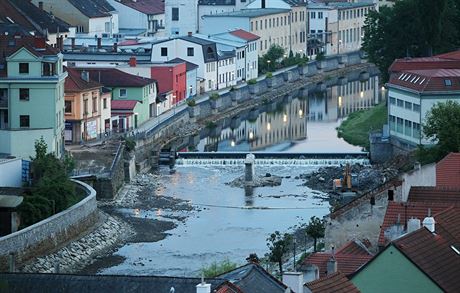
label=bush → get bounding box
[316,52,325,61]
[210,93,220,100]
[247,79,257,85]
[124,137,136,152]
[187,98,197,107]
[206,121,217,129]
[201,259,238,278]
[266,72,273,78]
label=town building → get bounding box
[30,0,119,37]
[198,29,260,82]
[106,0,165,37]
[64,67,112,144]
[63,51,151,68]
[166,58,199,98]
[79,68,157,129]
[307,1,375,57]
[197,0,250,32]
[0,0,73,47]
[201,6,307,57]
[151,35,219,92]
[165,0,199,37]
[0,35,67,159]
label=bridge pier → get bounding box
[245,153,256,184]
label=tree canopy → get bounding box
[305,216,325,252]
[266,231,292,275]
[362,0,460,81]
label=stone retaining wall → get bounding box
[0,180,97,271]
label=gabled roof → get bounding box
[75,68,155,88]
[305,272,361,293]
[68,0,115,18]
[393,225,460,293]
[436,153,460,188]
[378,201,457,247]
[117,0,164,15]
[388,57,460,74]
[229,29,260,42]
[65,67,102,92]
[388,68,460,93]
[111,100,138,110]
[435,50,460,61]
[335,240,372,256]
[203,8,291,18]
[199,0,236,5]
[166,58,199,72]
[408,186,460,203]
[6,0,70,34]
[217,263,288,293]
[301,253,372,278]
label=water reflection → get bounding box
[190,74,379,152]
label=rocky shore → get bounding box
[226,173,283,188]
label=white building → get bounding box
[307,1,375,57]
[199,29,260,81]
[198,0,250,32]
[165,0,199,37]
[107,0,165,36]
[151,35,219,92]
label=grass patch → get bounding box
[337,103,387,149]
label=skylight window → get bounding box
[419,78,426,84]
[410,75,417,83]
[444,79,452,86]
[399,73,405,80]
[451,245,460,255]
[414,76,420,83]
[404,74,412,81]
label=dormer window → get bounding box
[207,47,214,59]
[444,79,452,86]
[19,63,29,74]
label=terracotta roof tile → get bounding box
[111,100,137,110]
[408,187,460,203]
[75,68,155,88]
[388,69,460,93]
[305,272,361,293]
[336,241,372,256]
[394,221,460,293]
[436,50,460,61]
[118,0,164,15]
[388,57,460,73]
[229,29,260,41]
[436,153,460,188]
[65,67,102,92]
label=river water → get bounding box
[98,72,381,277]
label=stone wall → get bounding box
[0,180,97,271]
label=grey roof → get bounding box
[0,23,31,36]
[176,36,218,63]
[204,8,291,18]
[0,273,225,293]
[166,58,199,71]
[68,0,115,18]
[308,1,374,9]
[218,264,289,293]
[199,0,236,5]
[63,52,151,63]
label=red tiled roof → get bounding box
[215,281,244,293]
[302,247,372,278]
[408,186,460,203]
[305,272,361,293]
[394,224,460,293]
[388,68,460,93]
[111,100,137,110]
[436,50,460,61]
[336,241,371,256]
[65,67,102,92]
[388,57,460,73]
[76,68,155,88]
[436,153,460,188]
[378,201,456,247]
[229,29,260,41]
[118,0,164,15]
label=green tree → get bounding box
[201,259,238,278]
[305,216,325,252]
[259,45,285,73]
[417,101,460,163]
[266,231,292,274]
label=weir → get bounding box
[175,158,369,167]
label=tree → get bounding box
[305,216,325,252]
[266,231,292,275]
[417,101,460,163]
[201,259,238,278]
[259,45,285,74]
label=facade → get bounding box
[64,68,104,144]
[307,2,375,57]
[166,59,199,98]
[151,35,219,92]
[0,36,67,159]
[201,7,307,56]
[63,52,152,68]
[31,0,119,37]
[107,0,165,36]
[165,0,199,36]
[197,0,249,32]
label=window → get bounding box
[65,101,72,113]
[161,47,168,56]
[397,117,404,133]
[389,97,396,105]
[413,104,420,112]
[187,47,194,56]
[389,115,396,131]
[83,99,88,114]
[119,88,127,97]
[311,12,316,19]
[397,99,404,107]
[444,79,452,86]
[404,120,412,136]
[172,7,179,21]
[19,63,29,74]
[318,12,323,19]
[413,122,420,138]
[405,101,412,110]
[92,98,97,113]
[19,88,29,101]
[20,115,29,127]
[105,22,110,33]
[103,98,107,109]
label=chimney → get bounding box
[71,37,76,49]
[262,0,266,9]
[196,279,211,293]
[113,42,118,52]
[81,71,89,82]
[97,37,102,49]
[407,218,421,234]
[326,257,337,275]
[58,36,64,52]
[129,56,137,67]
[34,37,46,50]
[38,1,44,10]
[282,272,304,293]
[188,31,193,37]
[422,209,435,233]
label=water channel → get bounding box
[98,72,381,277]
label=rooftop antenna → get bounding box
[201,273,205,285]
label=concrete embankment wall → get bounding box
[0,180,97,271]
